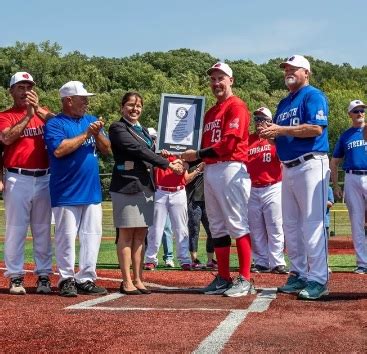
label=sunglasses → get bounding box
[351,109,365,114]
[254,116,271,123]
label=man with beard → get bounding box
[260,55,330,300]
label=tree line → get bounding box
[1,41,366,180]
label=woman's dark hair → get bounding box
[121,92,144,107]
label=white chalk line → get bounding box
[0,268,277,352]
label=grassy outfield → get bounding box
[0,237,357,272]
[0,202,357,272]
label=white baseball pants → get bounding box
[204,162,251,239]
[344,173,367,268]
[282,154,330,284]
[248,182,286,268]
[53,204,102,284]
[4,171,52,278]
[145,189,191,265]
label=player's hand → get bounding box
[196,162,205,172]
[259,123,280,140]
[333,185,343,200]
[0,180,4,193]
[161,149,171,158]
[88,121,103,137]
[181,149,197,162]
[25,90,39,118]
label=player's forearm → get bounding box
[278,124,323,138]
[95,133,111,156]
[329,158,340,186]
[2,114,33,145]
[54,133,89,158]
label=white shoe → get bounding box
[10,277,26,295]
[165,260,175,268]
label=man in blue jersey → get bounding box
[44,81,111,297]
[260,55,330,300]
[331,99,367,274]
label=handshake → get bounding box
[161,149,186,175]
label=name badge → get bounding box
[125,161,134,170]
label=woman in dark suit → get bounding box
[109,92,183,295]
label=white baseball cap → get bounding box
[59,81,95,98]
[147,127,157,138]
[10,72,35,87]
[279,55,311,72]
[348,99,367,113]
[254,107,272,119]
[207,62,233,77]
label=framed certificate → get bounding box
[156,93,205,153]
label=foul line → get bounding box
[64,286,277,354]
[193,288,277,354]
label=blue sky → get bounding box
[1,1,365,67]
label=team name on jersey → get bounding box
[21,125,44,138]
[276,108,298,123]
[248,144,271,155]
[203,119,221,133]
[347,139,367,150]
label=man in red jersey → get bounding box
[247,107,287,274]
[182,62,255,297]
[0,72,54,295]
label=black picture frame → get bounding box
[156,93,205,154]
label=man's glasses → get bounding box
[351,109,365,114]
[254,116,271,123]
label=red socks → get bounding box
[236,234,252,280]
[214,246,231,281]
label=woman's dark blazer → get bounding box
[109,118,169,194]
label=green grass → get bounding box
[0,237,357,272]
[0,201,357,272]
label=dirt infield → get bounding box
[0,264,366,353]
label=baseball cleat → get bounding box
[271,265,289,274]
[277,273,307,294]
[76,280,108,295]
[59,278,78,297]
[202,275,232,295]
[36,275,52,294]
[181,263,192,271]
[206,259,218,270]
[250,264,270,273]
[223,276,256,297]
[144,263,156,271]
[353,266,367,274]
[9,277,26,295]
[164,259,175,268]
[297,281,329,300]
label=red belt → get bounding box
[156,185,185,192]
[252,181,280,188]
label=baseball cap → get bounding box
[254,107,272,119]
[147,127,157,138]
[279,55,311,72]
[59,81,95,98]
[207,62,233,77]
[10,72,35,87]
[348,99,367,113]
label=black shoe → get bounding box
[76,280,108,295]
[36,275,52,294]
[59,278,77,297]
[271,265,289,274]
[250,264,270,273]
[119,282,142,295]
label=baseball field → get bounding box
[0,203,366,352]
